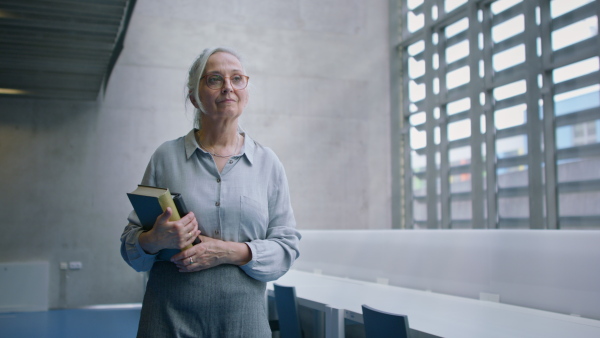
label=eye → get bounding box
[207,75,223,86]
[231,75,243,84]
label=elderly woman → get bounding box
[120,47,301,337]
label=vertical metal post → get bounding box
[539,0,558,229]
[524,0,546,229]
[423,1,439,228]
[481,2,498,228]
[390,0,404,229]
[468,0,485,228]
[438,24,451,229]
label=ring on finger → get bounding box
[189,257,193,265]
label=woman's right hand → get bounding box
[138,208,201,254]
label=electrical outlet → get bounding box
[376,277,389,285]
[69,261,83,270]
[479,292,500,303]
[60,262,68,270]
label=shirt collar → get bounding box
[184,129,255,164]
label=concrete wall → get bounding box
[0,0,391,308]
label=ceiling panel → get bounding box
[0,0,136,101]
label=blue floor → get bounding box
[0,306,141,338]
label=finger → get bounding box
[182,211,195,222]
[171,253,187,265]
[156,207,173,225]
[183,230,200,247]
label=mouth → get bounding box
[218,98,237,103]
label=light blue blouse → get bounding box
[120,129,301,282]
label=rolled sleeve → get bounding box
[241,226,301,282]
[240,159,301,282]
[120,211,158,272]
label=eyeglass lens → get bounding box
[206,75,248,89]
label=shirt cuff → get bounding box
[240,241,258,269]
[133,230,159,259]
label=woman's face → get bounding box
[197,52,249,121]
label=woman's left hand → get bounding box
[170,235,252,272]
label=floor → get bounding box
[0,305,141,338]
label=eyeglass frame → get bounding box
[199,74,250,90]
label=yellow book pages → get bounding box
[156,189,181,221]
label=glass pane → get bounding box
[492,14,524,43]
[493,80,527,101]
[446,66,470,89]
[558,156,600,183]
[497,135,528,158]
[551,0,595,19]
[410,126,427,149]
[409,80,426,102]
[493,44,525,72]
[409,112,426,125]
[552,16,598,51]
[445,0,468,13]
[413,199,427,221]
[408,11,425,33]
[413,176,426,196]
[497,165,529,188]
[554,84,600,116]
[495,104,527,130]
[446,40,469,64]
[411,150,426,173]
[448,119,471,141]
[407,0,424,10]
[557,120,600,149]
[407,40,425,55]
[447,97,471,115]
[409,57,426,79]
[450,172,471,193]
[445,17,468,38]
[553,57,599,84]
[559,191,600,216]
[491,0,522,15]
[451,199,471,220]
[449,145,471,166]
[498,195,530,218]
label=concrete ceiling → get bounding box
[0,0,136,101]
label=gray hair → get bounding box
[187,47,245,130]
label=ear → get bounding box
[189,91,199,109]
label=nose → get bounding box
[221,78,233,93]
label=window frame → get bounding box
[391,0,600,229]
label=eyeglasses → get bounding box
[200,74,249,90]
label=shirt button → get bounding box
[214,230,220,235]
[215,202,220,206]
[229,160,233,164]
[217,178,221,183]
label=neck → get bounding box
[197,116,239,147]
[195,127,241,158]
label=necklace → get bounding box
[197,133,241,158]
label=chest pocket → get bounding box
[239,195,268,242]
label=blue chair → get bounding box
[362,304,410,338]
[273,284,303,338]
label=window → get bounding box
[392,0,600,229]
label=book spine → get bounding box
[157,189,181,221]
[157,189,192,250]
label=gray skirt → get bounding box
[137,261,271,338]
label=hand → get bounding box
[170,235,252,273]
[139,208,201,254]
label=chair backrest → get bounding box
[274,284,302,338]
[362,304,410,338]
